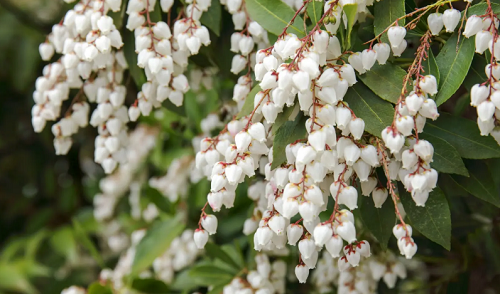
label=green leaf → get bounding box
[358,193,396,249]
[88,282,113,294]
[358,62,407,104]
[200,0,221,36]
[131,278,170,293]
[450,160,500,207]
[204,242,241,271]
[236,85,261,119]
[72,218,105,268]
[272,113,307,169]
[419,133,468,177]
[343,4,358,49]
[131,215,185,275]
[245,0,305,37]
[143,185,174,215]
[399,187,451,250]
[188,264,234,286]
[373,0,405,43]
[422,50,440,86]
[463,55,487,91]
[306,0,323,25]
[0,263,36,294]
[123,29,146,87]
[49,226,78,262]
[208,283,227,294]
[344,82,394,137]
[434,33,475,106]
[272,104,298,135]
[425,113,500,159]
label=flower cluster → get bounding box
[465,8,500,143]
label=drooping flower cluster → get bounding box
[464,8,500,143]
[34,0,127,174]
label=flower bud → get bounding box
[372,187,388,208]
[340,64,357,86]
[401,149,418,169]
[463,15,483,38]
[476,30,493,54]
[413,139,434,162]
[387,26,406,47]
[194,229,209,249]
[348,52,365,74]
[283,198,300,219]
[419,75,438,95]
[361,177,377,196]
[292,70,311,92]
[361,49,377,70]
[391,39,407,57]
[299,201,319,222]
[382,127,405,154]
[298,238,316,258]
[295,265,309,283]
[337,221,357,243]
[256,226,274,245]
[39,43,54,61]
[443,9,460,32]
[243,218,259,235]
[344,144,361,166]
[313,224,333,247]
[470,84,489,106]
[477,100,496,121]
[268,215,286,235]
[427,13,444,36]
[201,215,218,235]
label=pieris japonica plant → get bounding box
[30,0,500,292]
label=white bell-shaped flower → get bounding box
[287,224,303,245]
[443,9,461,33]
[201,214,218,235]
[194,229,209,249]
[463,15,483,38]
[387,26,406,47]
[427,13,444,36]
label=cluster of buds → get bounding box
[222,254,287,294]
[149,156,192,202]
[465,9,500,143]
[34,0,127,173]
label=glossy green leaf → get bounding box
[72,218,105,268]
[204,242,241,271]
[425,113,500,159]
[272,104,298,135]
[450,160,500,207]
[88,282,113,294]
[245,0,305,37]
[306,0,323,25]
[419,133,468,177]
[434,33,475,106]
[399,184,451,250]
[463,55,487,91]
[200,0,221,36]
[272,113,307,169]
[358,62,407,104]
[236,85,261,119]
[400,187,451,250]
[359,193,396,249]
[422,50,440,85]
[343,4,358,49]
[131,278,170,293]
[188,264,234,286]
[344,82,394,137]
[373,0,405,43]
[131,215,185,275]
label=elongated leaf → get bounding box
[344,82,394,137]
[131,215,185,275]
[272,113,307,169]
[72,219,105,268]
[450,160,500,207]
[434,33,475,106]
[143,185,174,215]
[343,4,358,49]
[373,0,405,43]
[272,104,297,135]
[467,2,500,16]
[204,242,241,271]
[358,62,407,103]
[200,0,221,36]
[419,133,468,177]
[49,227,78,262]
[188,264,234,286]
[236,85,261,119]
[422,50,440,85]
[425,113,500,159]
[359,194,396,249]
[463,55,487,91]
[245,0,305,37]
[306,0,323,25]
[400,187,451,250]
